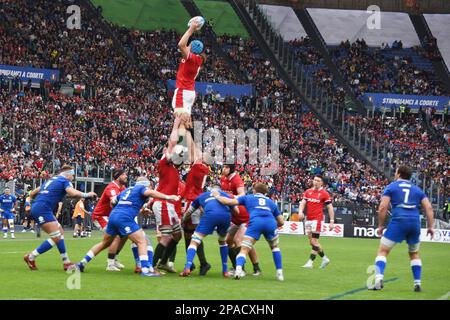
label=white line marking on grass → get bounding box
[0,251,21,254]
[437,292,450,300]
[0,237,104,242]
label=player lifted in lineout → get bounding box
[172,18,206,145]
[298,175,335,269]
[370,165,434,292]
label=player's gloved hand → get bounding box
[427,228,434,240]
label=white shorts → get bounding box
[305,219,322,234]
[172,88,196,115]
[227,222,247,235]
[152,200,180,227]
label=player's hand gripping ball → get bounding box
[188,16,205,31]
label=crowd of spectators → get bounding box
[331,38,447,97]
[0,0,448,207]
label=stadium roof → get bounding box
[256,0,450,14]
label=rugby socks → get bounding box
[236,253,246,272]
[229,247,239,269]
[2,227,7,237]
[147,243,154,267]
[375,256,387,280]
[185,245,197,270]
[253,262,261,273]
[80,250,95,266]
[152,243,166,267]
[272,248,282,270]
[410,259,422,285]
[219,244,229,273]
[160,239,178,265]
[107,253,116,267]
[131,243,140,267]
[56,236,69,263]
[29,239,56,260]
[197,242,207,266]
[139,255,150,274]
[169,245,177,263]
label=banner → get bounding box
[321,223,344,237]
[168,80,253,99]
[361,93,449,111]
[420,228,450,243]
[278,221,304,235]
[0,64,59,85]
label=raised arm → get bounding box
[178,22,199,58]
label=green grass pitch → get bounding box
[0,231,449,300]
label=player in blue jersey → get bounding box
[0,188,17,239]
[213,183,285,281]
[179,187,238,278]
[76,176,180,277]
[23,165,97,271]
[370,165,435,292]
[0,188,17,238]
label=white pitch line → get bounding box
[0,251,21,254]
[437,292,450,300]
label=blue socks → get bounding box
[219,244,229,273]
[37,238,56,255]
[236,253,246,269]
[411,259,422,285]
[139,255,150,273]
[375,256,387,282]
[185,245,197,270]
[56,236,69,262]
[272,248,282,270]
[131,243,140,266]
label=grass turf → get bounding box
[0,231,449,300]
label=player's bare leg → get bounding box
[24,221,73,271]
[76,232,115,272]
[106,236,127,271]
[180,231,217,277]
[302,231,329,269]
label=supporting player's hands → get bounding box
[87,191,97,199]
[211,190,220,198]
[166,195,180,202]
[190,20,201,32]
[427,228,434,240]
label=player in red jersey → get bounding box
[181,132,211,275]
[172,19,206,146]
[151,116,184,273]
[221,164,262,276]
[298,175,335,269]
[90,169,127,271]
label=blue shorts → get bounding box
[245,216,278,241]
[30,206,57,225]
[106,214,141,237]
[383,218,420,245]
[1,212,14,220]
[195,213,230,237]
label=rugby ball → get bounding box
[188,16,205,31]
